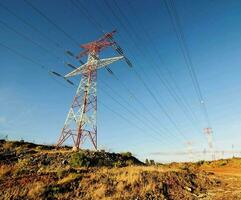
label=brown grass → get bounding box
[0,165,13,179]
[79,166,178,199]
[0,140,222,200]
[27,182,45,198]
[57,173,80,185]
[2,142,13,150]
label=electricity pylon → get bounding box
[186,141,194,161]
[204,127,214,160]
[56,31,123,150]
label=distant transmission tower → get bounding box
[204,127,215,160]
[54,31,125,150]
[186,141,194,161]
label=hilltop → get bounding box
[0,140,241,199]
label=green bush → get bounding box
[56,168,65,179]
[114,160,122,167]
[120,152,132,158]
[70,152,90,167]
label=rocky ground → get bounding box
[0,140,240,199]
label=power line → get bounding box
[99,100,168,147]
[109,69,182,140]
[133,66,187,140]
[100,87,177,147]
[104,0,187,140]
[0,19,62,62]
[115,0,200,134]
[100,79,171,135]
[125,0,202,134]
[71,0,105,33]
[0,42,69,88]
[0,42,46,70]
[23,0,80,47]
[163,0,212,128]
[0,2,64,50]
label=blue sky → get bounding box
[1,0,241,162]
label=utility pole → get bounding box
[55,31,123,150]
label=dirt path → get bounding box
[203,168,241,200]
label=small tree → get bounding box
[145,159,149,165]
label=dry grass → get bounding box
[0,140,221,200]
[57,173,80,185]
[0,161,215,200]
[12,159,29,176]
[38,149,72,154]
[92,185,108,200]
[0,165,12,179]
[27,182,45,198]
[2,141,13,150]
[80,166,176,199]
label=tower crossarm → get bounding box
[96,56,123,68]
[76,30,117,59]
[64,56,123,78]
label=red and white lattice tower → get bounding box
[56,31,123,150]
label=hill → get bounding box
[0,140,240,199]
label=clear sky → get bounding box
[1,0,241,162]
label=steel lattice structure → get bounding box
[56,31,123,150]
[204,127,215,160]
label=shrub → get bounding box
[70,152,90,167]
[120,152,132,158]
[196,160,205,166]
[114,160,122,167]
[56,168,65,179]
[149,160,155,165]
